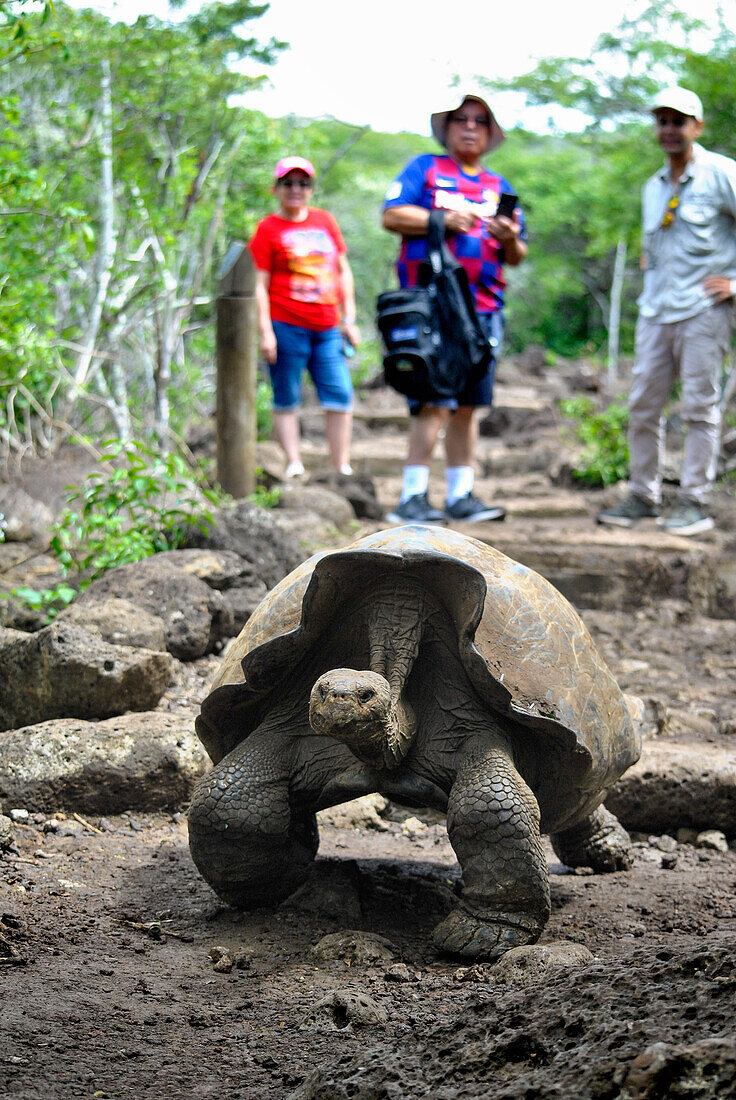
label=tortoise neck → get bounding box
[366,580,437,699]
[382,695,416,769]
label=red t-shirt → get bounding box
[249,208,347,330]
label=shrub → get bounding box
[256,380,273,440]
[9,440,227,619]
[559,397,629,486]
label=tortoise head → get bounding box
[309,668,415,770]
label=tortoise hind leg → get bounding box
[433,735,550,962]
[551,804,633,872]
[188,731,318,908]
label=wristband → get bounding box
[343,317,356,325]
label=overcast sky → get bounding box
[76,0,735,135]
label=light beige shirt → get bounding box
[639,142,736,323]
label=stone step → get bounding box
[351,383,550,430]
[299,436,557,480]
[606,737,736,837]
[260,421,735,621]
[459,520,733,618]
[355,505,732,617]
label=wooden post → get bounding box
[215,242,258,497]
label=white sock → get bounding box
[400,465,430,502]
[445,466,474,505]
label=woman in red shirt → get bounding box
[250,157,361,477]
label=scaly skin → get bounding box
[188,728,316,907]
[550,804,634,872]
[188,723,357,908]
[309,669,415,769]
[433,734,550,961]
[189,530,640,959]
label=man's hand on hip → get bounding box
[703,275,735,303]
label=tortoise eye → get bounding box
[358,688,375,704]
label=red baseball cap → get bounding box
[274,156,315,180]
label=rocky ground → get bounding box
[1,351,735,1098]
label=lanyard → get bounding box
[661,176,689,228]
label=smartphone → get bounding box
[495,192,518,219]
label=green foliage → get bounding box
[483,1,706,128]
[481,3,736,356]
[256,380,273,441]
[3,0,286,450]
[9,582,76,615]
[6,0,736,450]
[248,479,280,509]
[1,0,61,62]
[350,336,383,388]
[10,440,226,618]
[560,397,629,486]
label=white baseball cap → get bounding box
[651,87,703,121]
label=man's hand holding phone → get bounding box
[495,192,518,219]
[485,192,520,239]
[484,192,527,265]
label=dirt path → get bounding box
[2,807,735,1098]
[2,356,736,1097]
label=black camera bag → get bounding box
[377,210,491,402]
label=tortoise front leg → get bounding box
[188,728,321,908]
[433,735,551,961]
[551,804,633,872]
[188,727,360,908]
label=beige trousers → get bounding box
[628,303,731,505]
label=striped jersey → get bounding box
[383,153,525,313]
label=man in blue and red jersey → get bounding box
[383,92,527,524]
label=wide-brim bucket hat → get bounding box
[431,92,504,155]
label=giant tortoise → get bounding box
[188,525,640,960]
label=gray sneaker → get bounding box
[659,499,714,536]
[385,492,447,525]
[445,493,506,523]
[596,493,659,528]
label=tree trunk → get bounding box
[58,58,117,432]
[607,238,627,387]
[104,360,131,440]
[73,57,116,391]
[216,244,258,497]
[153,308,172,449]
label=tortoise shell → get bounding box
[196,526,639,823]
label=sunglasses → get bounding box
[654,113,689,128]
[278,177,313,188]
[450,113,491,128]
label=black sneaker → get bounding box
[658,499,714,536]
[596,493,658,528]
[385,492,447,525]
[445,493,506,523]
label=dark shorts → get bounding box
[270,321,353,411]
[407,310,503,415]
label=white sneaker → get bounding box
[339,464,353,476]
[284,460,305,479]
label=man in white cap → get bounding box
[598,87,736,535]
[382,92,527,525]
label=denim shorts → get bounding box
[270,321,353,412]
[407,311,503,415]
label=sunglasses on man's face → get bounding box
[450,114,491,128]
[279,177,312,188]
[654,113,689,128]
